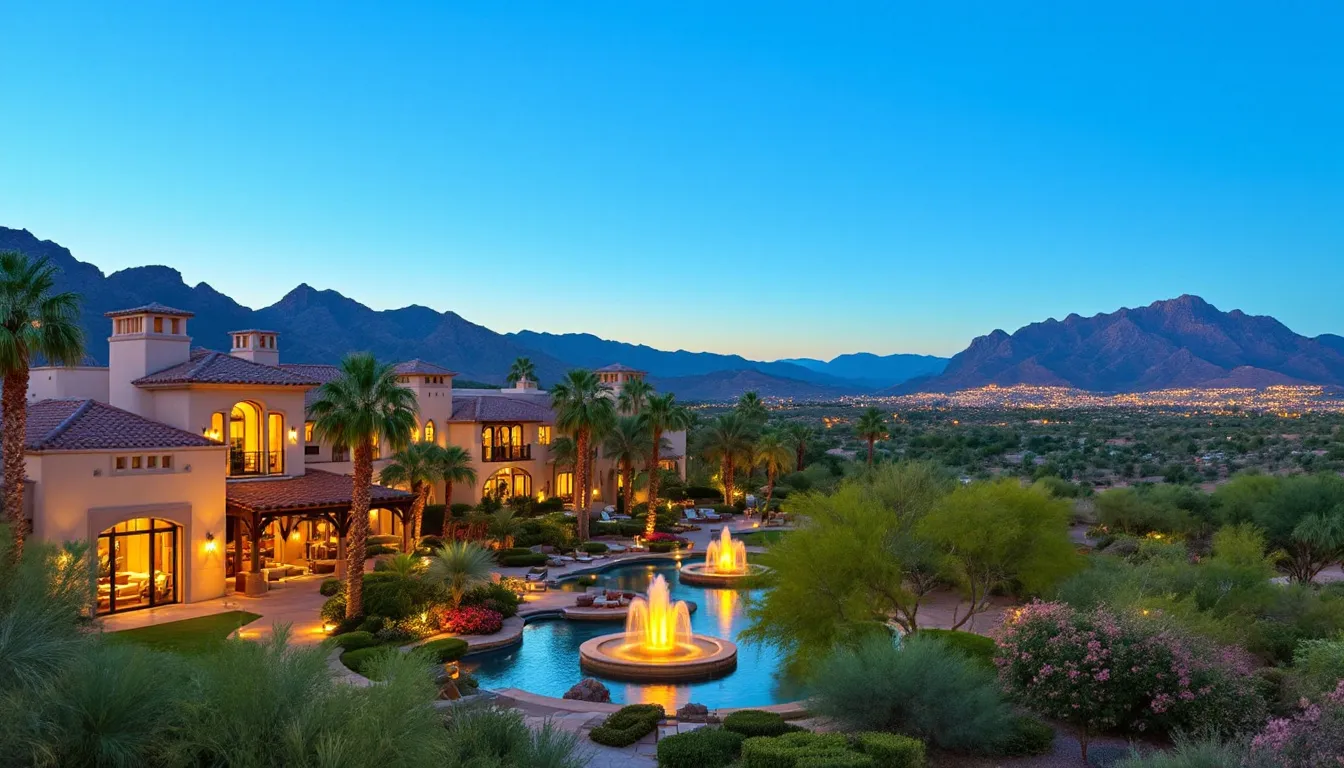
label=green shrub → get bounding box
[357,615,385,634]
[450,503,474,517]
[333,631,378,651]
[340,646,394,678]
[361,574,428,620]
[367,534,400,546]
[1290,637,1344,700]
[366,544,397,557]
[319,578,342,597]
[497,547,533,558]
[648,541,680,553]
[854,732,926,768]
[443,705,585,767]
[589,703,664,747]
[996,716,1054,757]
[417,637,469,663]
[320,594,347,624]
[919,629,997,670]
[656,727,745,768]
[499,553,548,567]
[724,709,798,738]
[740,732,865,768]
[809,635,1015,752]
[581,542,609,554]
[1112,732,1249,768]
[462,582,523,618]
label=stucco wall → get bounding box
[27,367,111,404]
[149,387,309,478]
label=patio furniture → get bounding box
[701,508,721,521]
[575,554,594,563]
[576,593,596,607]
[526,566,548,582]
[684,509,701,521]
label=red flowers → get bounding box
[437,605,503,635]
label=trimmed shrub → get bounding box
[340,646,392,678]
[740,732,863,768]
[366,544,397,557]
[656,727,745,768]
[449,503,473,517]
[361,574,427,620]
[919,629,996,670]
[319,578,342,597]
[648,541,681,553]
[996,716,1055,757]
[418,637,469,663]
[581,542,609,554]
[357,615,385,634]
[854,732,926,768]
[320,594,347,624]
[589,703,664,747]
[462,582,522,618]
[367,534,400,546]
[499,553,548,567]
[724,709,798,738]
[333,630,378,651]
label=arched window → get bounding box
[483,467,531,500]
[423,420,436,444]
[481,423,526,461]
[95,517,179,614]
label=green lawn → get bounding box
[105,610,262,655]
[738,529,790,547]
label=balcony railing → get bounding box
[482,444,531,463]
[229,450,281,477]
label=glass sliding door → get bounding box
[96,518,179,615]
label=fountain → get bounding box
[578,575,737,681]
[679,527,771,586]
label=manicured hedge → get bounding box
[319,578,342,596]
[919,629,997,670]
[656,727,745,768]
[648,541,683,553]
[340,646,393,677]
[581,542,609,554]
[333,630,378,651]
[417,637,469,663]
[367,534,400,546]
[854,732,925,768]
[589,703,664,747]
[740,732,862,768]
[366,544,397,557]
[724,709,799,738]
[499,553,548,567]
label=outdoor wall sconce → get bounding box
[288,426,298,444]
[204,532,217,553]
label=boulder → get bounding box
[562,678,611,703]
[676,702,711,722]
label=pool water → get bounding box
[462,560,805,710]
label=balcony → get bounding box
[229,449,281,477]
[482,444,531,463]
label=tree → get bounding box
[701,413,753,505]
[425,540,496,610]
[486,508,521,549]
[735,391,768,425]
[379,442,445,549]
[918,479,1081,630]
[639,393,692,535]
[617,377,654,416]
[0,252,85,557]
[438,445,477,536]
[310,353,419,618]
[1252,474,1344,583]
[602,416,649,520]
[855,407,889,466]
[783,422,811,472]
[753,431,793,516]
[551,369,616,540]
[506,357,536,386]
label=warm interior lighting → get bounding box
[290,530,301,542]
[203,532,218,553]
[288,427,298,444]
[705,527,747,575]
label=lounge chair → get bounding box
[700,508,721,521]
[526,566,548,582]
[575,554,594,563]
[684,509,701,522]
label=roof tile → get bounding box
[134,349,321,387]
[226,469,412,514]
[21,399,219,451]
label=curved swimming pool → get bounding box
[462,560,804,710]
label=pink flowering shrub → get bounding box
[435,605,504,635]
[996,601,1265,759]
[1246,680,1344,767]
[644,532,680,543]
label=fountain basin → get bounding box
[579,632,738,682]
[678,562,771,587]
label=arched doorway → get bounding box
[96,517,179,614]
[483,467,531,501]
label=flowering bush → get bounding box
[435,605,504,636]
[644,532,680,543]
[1246,680,1344,767]
[996,601,1265,759]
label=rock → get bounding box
[676,702,710,722]
[562,678,611,703]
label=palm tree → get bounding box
[783,422,811,472]
[486,508,521,549]
[374,551,424,579]
[603,416,649,518]
[639,393,692,536]
[702,413,754,506]
[439,445,477,537]
[855,407,889,466]
[425,540,495,610]
[379,442,445,550]
[506,357,536,386]
[753,431,793,516]
[550,370,615,540]
[310,353,419,618]
[617,377,654,416]
[0,252,84,557]
[735,390,768,425]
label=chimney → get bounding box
[106,303,194,415]
[229,330,280,367]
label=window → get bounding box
[147,456,158,469]
[556,471,574,499]
[153,317,163,333]
[170,318,180,334]
[116,457,126,470]
[483,467,531,500]
[304,421,314,442]
[267,413,284,473]
[537,426,552,445]
[423,420,435,443]
[131,456,142,469]
[161,455,172,469]
[96,517,179,615]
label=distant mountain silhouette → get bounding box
[896,295,1344,393]
[777,352,948,389]
[649,369,856,402]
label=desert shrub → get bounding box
[437,606,504,635]
[918,629,996,670]
[996,716,1055,757]
[1114,733,1249,768]
[656,727,745,768]
[739,732,862,768]
[320,594,348,624]
[358,615,385,634]
[1245,680,1344,767]
[589,703,664,747]
[724,709,799,738]
[362,574,430,620]
[1288,636,1344,700]
[368,534,400,546]
[418,637,469,663]
[581,542,609,554]
[810,635,1015,752]
[319,578,342,597]
[854,732,926,768]
[499,553,548,567]
[462,582,522,618]
[333,630,378,651]
[443,705,585,768]
[367,544,397,557]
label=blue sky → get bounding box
[1,2,1340,360]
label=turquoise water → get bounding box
[462,560,805,709]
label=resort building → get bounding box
[20,303,685,616]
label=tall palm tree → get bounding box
[702,413,754,506]
[753,431,793,516]
[735,390,768,425]
[639,393,692,536]
[506,357,536,386]
[0,252,85,557]
[425,540,495,610]
[439,445,477,537]
[602,416,649,518]
[551,369,615,540]
[855,407,889,467]
[617,377,654,416]
[310,353,419,618]
[379,442,445,550]
[784,422,811,472]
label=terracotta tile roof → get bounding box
[105,303,195,318]
[395,359,457,376]
[449,395,554,423]
[226,469,413,514]
[22,399,219,451]
[228,329,279,335]
[133,349,321,387]
[594,363,646,373]
[278,364,342,410]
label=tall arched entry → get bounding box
[483,467,531,501]
[96,517,180,614]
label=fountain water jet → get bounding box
[622,575,692,654]
[679,527,771,587]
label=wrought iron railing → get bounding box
[228,450,280,476]
[482,444,531,463]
